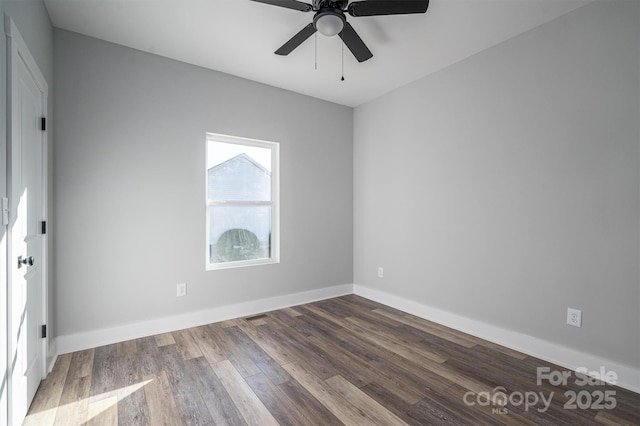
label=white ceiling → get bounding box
[44,0,593,107]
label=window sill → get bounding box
[206,258,279,271]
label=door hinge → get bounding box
[41,324,47,339]
[41,117,46,131]
[41,220,47,234]
[2,197,8,226]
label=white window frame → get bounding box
[205,133,280,270]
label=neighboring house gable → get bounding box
[207,153,271,201]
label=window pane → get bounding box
[208,205,271,263]
[207,142,271,202]
[206,133,279,270]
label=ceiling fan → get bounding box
[251,0,430,63]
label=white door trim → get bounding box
[5,15,49,424]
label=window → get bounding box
[206,133,279,270]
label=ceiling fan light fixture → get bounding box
[314,11,345,37]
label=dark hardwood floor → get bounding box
[24,295,640,425]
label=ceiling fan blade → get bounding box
[339,22,373,63]
[275,23,317,56]
[250,0,312,12]
[348,0,429,17]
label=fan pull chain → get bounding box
[315,33,318,70]
[341,32,345,81]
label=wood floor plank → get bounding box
[212,359,279,425]
[282,307,303,317]
[359,381,418,425]
[86,395,118,426]
[206,323,262,377]
[299,304,348,328]
[453,343,539,383]
[68,348,95,379]
[305,334,378,388]
[188,356,247,426]
[281,362,379,426]
[418,357,498,395]
[224,325,291,385]
[393,311,485,343]
[189,324,227,364]
[344,315,448,364]
[365,364,427,405]
[339,294,389,311]
[137,336,164,377]
[602,386,640,424]
[115,350,150,425]
[245,372,313,425]
[218,318,244,328]
[116,340,137,357]
[277,378,344,425]
[333,297,404,330]
[90,344,118,399]
[372,308,478,348]
[295,306,344,334]
[262,325,340,381]
[476,339,529,360]
[444,355,524,392]
[339,316,448,369]
[337,320,495,396]
[154,332,175,347]
[142,371,183,426]
[172,328,204,360]
[53,375,91,426]
[160,345,213,425]
[268,309,323,338]
[332,325,454,395]
[327,331,433,404]
[234,319,297,367]
[595,410,640,426]
[246,317,268,326]
[393,322,477,359]
[313,299,357,318]
[325,374,409,425]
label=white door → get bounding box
[6,17,48,425]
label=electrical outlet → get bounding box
[567,308,582,327]
[177,283,187,297]
[377,267,384,278]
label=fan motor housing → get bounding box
[313,0,348,10]
[313,8,346,34]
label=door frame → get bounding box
[5,15,49,424]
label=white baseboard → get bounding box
[354,284,640,394]
[56,283,354,355]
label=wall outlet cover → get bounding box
[567,308,582,327]
[177,283,187,297]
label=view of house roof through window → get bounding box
[206,134,279,270]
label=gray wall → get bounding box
[354,1,639,369]
[1,0,53,422]
[53,29,353,337]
